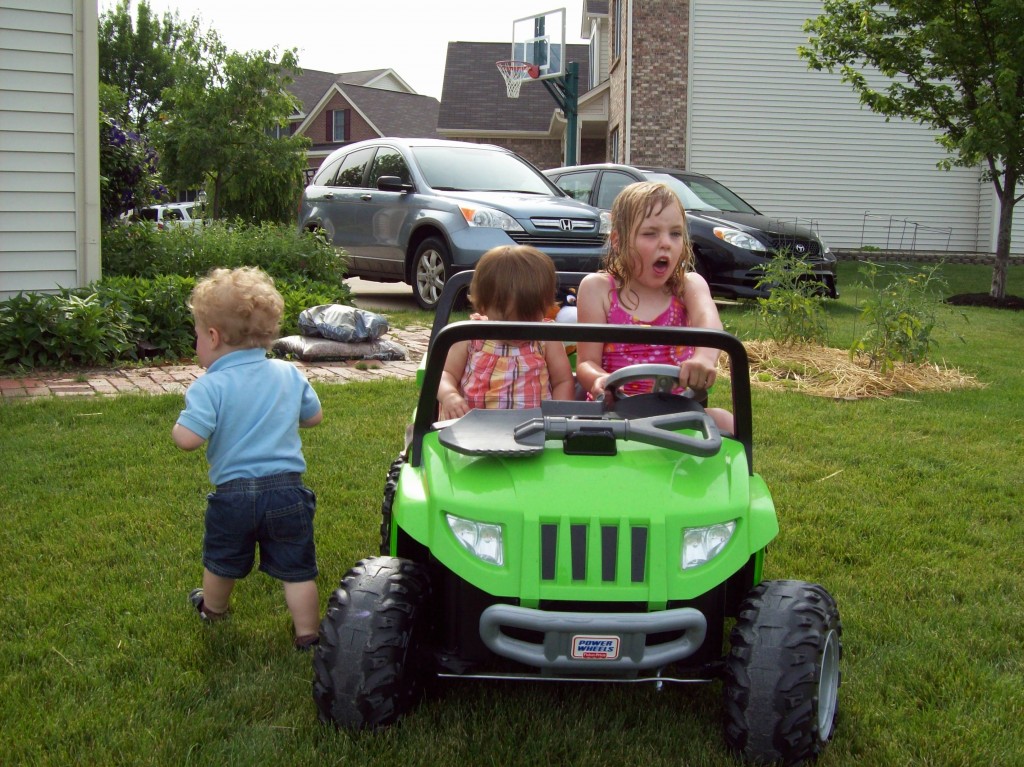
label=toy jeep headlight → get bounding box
[446,514,504,566]
[681,522,735,569]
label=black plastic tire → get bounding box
[379,456,404,555]
[411,237,451,310]
[723,580,842,765]
[312,556,431,729]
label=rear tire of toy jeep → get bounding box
[312,556,431,729]
[723,580,842,765]
[379,456,404,555]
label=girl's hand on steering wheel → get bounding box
[679,359,717,391]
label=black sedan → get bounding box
[543,163,838,299]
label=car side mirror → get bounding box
[377,176,414,193]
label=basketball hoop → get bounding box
[496,60,538,99]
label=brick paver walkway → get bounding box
[0,326,430,400]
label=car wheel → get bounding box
[412,237,451,310]
[313,556,432,730]
[723,580,842,765]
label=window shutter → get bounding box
[326,111,333,141]
[344,110,351,141]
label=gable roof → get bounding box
[295,81,441,149]
[288,68,416,118]
[437,42,591,134]
[339,84,442,138]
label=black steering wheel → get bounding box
[603,363,701,399]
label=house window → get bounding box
[613,0,622,60]
[610,126,620,163]
[266,123,293,139]
[589,28,600,89]
[329,109,349,143]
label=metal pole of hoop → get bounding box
[496,60,578,166]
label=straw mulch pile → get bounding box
[735,340,984,400]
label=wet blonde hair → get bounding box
[604,181,693,300]
[189,267,284,349]
[469,245,557,321]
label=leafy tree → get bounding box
[153,35,310,223]
[98,0,198,134]
[799,1,1024,300]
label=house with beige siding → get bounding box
[439,0,1021,255]
[0,0,99,299]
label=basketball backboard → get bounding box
[511,7,566,82]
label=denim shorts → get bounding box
[202,473,318,582]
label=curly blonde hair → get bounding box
[603,181,693,301]
[189,267,284,349]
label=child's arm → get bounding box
[300,410,323,428]
[575,273,612,398]
[171,423,206,451]
[437,340,471,420]
[543,341,576,401]
[679,272,724,390]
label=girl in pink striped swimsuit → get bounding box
[437,246,575,421]
[576,181,733,433]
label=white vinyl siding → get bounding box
[0,0,98,299]
[686,0,989,252]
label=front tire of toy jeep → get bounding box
[723,580,842,765]
[312,556,431,729]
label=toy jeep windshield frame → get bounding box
[411,271,754,470]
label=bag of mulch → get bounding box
[273,335,407,362]
[298,305,389,343]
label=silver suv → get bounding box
[298,138,609,309]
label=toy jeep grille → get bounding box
[540,522,648,584]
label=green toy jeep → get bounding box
[313,274,841,765]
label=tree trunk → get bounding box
[991,170,1018,301]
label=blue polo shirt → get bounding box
[176,348,322,486]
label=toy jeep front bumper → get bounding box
[479,603,707,675]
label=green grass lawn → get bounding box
[2,262,1022,765]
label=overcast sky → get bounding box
[98,1,588,100]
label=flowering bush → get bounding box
[99,114,167,222]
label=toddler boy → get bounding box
[172,267,323,649]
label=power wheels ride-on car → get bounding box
[313,274,842,765]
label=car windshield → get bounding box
[412,146,557,195]
[663,173,759,215]
[644,173,719,212]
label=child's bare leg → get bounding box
[708,407,734,436]
[202,568,235,614]
[283,580,320,638]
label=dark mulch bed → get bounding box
[947,293,1024,311]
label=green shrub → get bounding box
[753,250,830,345]
[0,290,136,370]
[99,275,197,358]
[852,262,951,371]
[101,219,349,289]
[0,274,351,372]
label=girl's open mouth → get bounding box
[652,256,672,276]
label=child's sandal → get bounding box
[294,634,319,651]
[188,588,228,622]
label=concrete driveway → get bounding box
[346,277,420,313]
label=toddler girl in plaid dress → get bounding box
[437,246,575,421]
